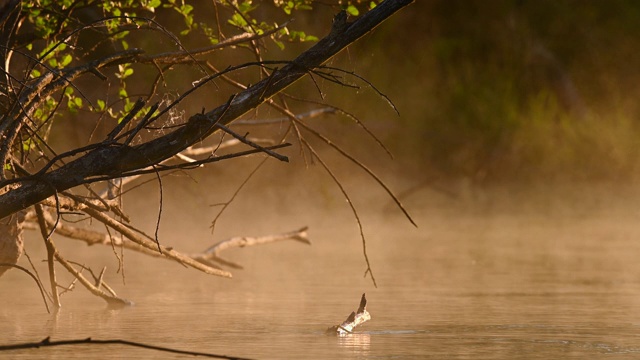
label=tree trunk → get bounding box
[0,188,24,276]
[0,0,414,219]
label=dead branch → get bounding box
[232,107,336,125]
[0,263,50,313]
[52,244,133,307]
[34,205,61,308]
[194,227,311,269]
[33,208,224,270]
[0,337,254,359]
[29,208,310,273]
[206,64,405,283]
[82,207,233,278]
[303,140,377,287]
[293,116,417,227]
[214,123,288,162]
[209,158,268,239]
[97,137,277,199]
[139,21,291,65]
[0,1,415,306]
[0,0,415,218]
[34,205,132,307]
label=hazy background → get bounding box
[9,0,640,323]
[4,1,640,358]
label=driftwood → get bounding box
[326,293,371,335]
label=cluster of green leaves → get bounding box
[337,0,382,17]
[24,1,220,124]
[21,1,364,130]
[273,0,312,15]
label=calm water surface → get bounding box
[3,186,640,359]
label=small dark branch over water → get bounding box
[0,337,255,360]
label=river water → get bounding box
[2,180,640,359]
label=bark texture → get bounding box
[0,0,414,219]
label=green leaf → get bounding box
[3,163,11,171]
[346,5,359,16]
[123,68,134,78]
[124,100,134,113]
[22,140,31,152]
[121,39,129,50]
[64,87,74,96]
[148,0,161,8]
[97,99,106,111]
[114,30,130,40]
[61,54,72,67]
[180,4,193,15]
[238,1,257,13]
[228,13,248,27]
[273,39,285,50]
[74,97,83,107]
[119,88,128,99]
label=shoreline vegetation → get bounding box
[341,1,640,183]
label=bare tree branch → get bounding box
[0,337,254,359]
[0,263,50,313]
[52,244,133,307]
[82,207,233,278]
[195,227,310,269]
[303,140,377,287]
[0,0,415,218]
[34,204,60,308]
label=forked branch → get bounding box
[0,0,415,218]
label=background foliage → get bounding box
[340,0,640,183]
[10,0,640,184]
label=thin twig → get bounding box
[210,158,268,237]
[232,107,336,125]
[101,144,291,180]
[198,226,310,269]
[316,65,400,115]
[34,204,61,308]
[22,249,51,303]
[152,165,163,253]
[303,140,377,287]
[0,337,254,359]
[214,123,288,162]
[82,207,233,278]
[51,242,132,307]
[0,263,50,314]
[295,119,417,227]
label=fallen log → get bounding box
[326,293,371,335]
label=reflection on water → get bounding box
[338,333,370,353]
[3,185,640,359]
